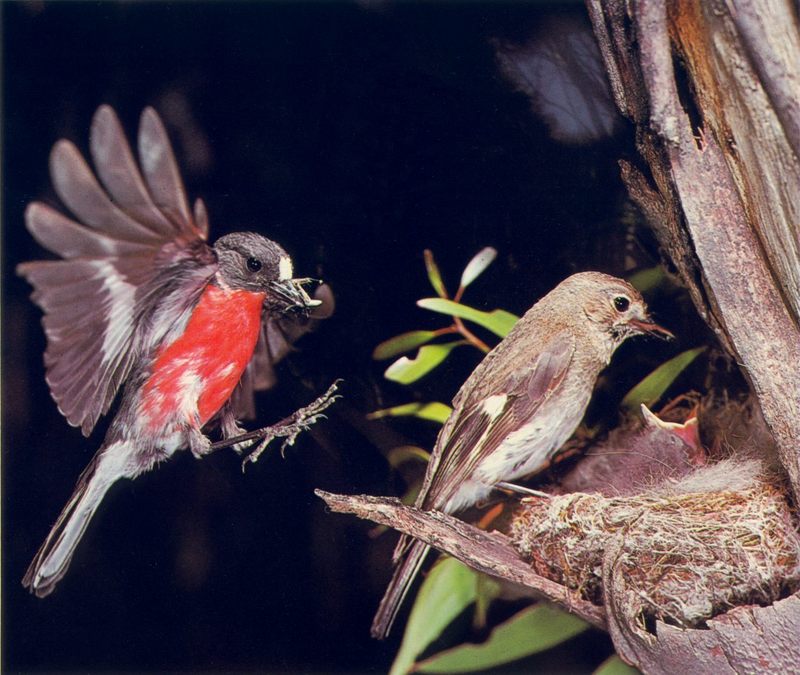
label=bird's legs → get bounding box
[209,380,342,470]
[219,411,251,454]
[188,417,213,458]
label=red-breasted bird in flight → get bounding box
[18,105,336,598]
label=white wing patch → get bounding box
[94,261,136,362]
[482,393,508,420]
[478,397,584,485]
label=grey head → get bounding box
[213,231,319,314]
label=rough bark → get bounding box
[324,3,800,672]
[586,0,800,501]
[583,0,800,671]
[603,537,800,675]
[315,490,607,629]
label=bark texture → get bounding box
[319,490,800,674]
[603,538,800,674]
[584,1,800,671]
[316,490,607,629]
[586,0,800,500]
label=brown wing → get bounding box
[17,105,212,436]
[419,334,575,510]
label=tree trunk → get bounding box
[583,0,800,670]
[586,0,800,499]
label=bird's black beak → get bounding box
[267,278,322,316]
[629,316,675,340]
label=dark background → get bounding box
[3,2,687,672]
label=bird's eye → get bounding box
[246,257,262,272]
[613,296,630,312]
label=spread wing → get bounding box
[17,105,213,436]
[419,333,575,510]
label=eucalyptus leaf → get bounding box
[473,574,501,631]
[459,247,497,290]
[390,558,478,675]
[369,402,453,425]
[384,342,467,384]
[417,298,519,338]
[415,604,589,673]
[424,249,448,298]
[385,445,432,469]
[621,347,706,412]
[373,331,438,360]
[593,655,641,675]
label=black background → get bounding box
[3,2,685,672]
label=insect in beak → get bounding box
[268,277,322,315]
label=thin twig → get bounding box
[453,317,492,353]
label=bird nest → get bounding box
[510,461,800,628]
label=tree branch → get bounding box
[315,490,607,630]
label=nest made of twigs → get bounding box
[510,460,800,628]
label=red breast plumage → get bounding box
[141,284,266,430]
[18,105,331,598]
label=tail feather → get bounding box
[371,539,431,639]
[22,441,129,597]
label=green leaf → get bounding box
[627,266,667,295]
[384,445,432,469]
[417,298,519,338]
[390,558,478,675]
[368,402,453,425]
[473,574,502,631]
[459,247,497,290]
[621,347,706,412]
[424,249,448,298]
[384,342,466,384]
[374,331,438,360]
[415,604,589,673]
[593,655,640,675]
[413,402,452,424]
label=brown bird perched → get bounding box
[372,271,673,638]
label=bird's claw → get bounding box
[239,380,341,471]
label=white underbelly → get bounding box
[443,396,585,512]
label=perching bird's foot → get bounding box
[240,380,342,470]
[206,380,341,469]
[221,418,253,455]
